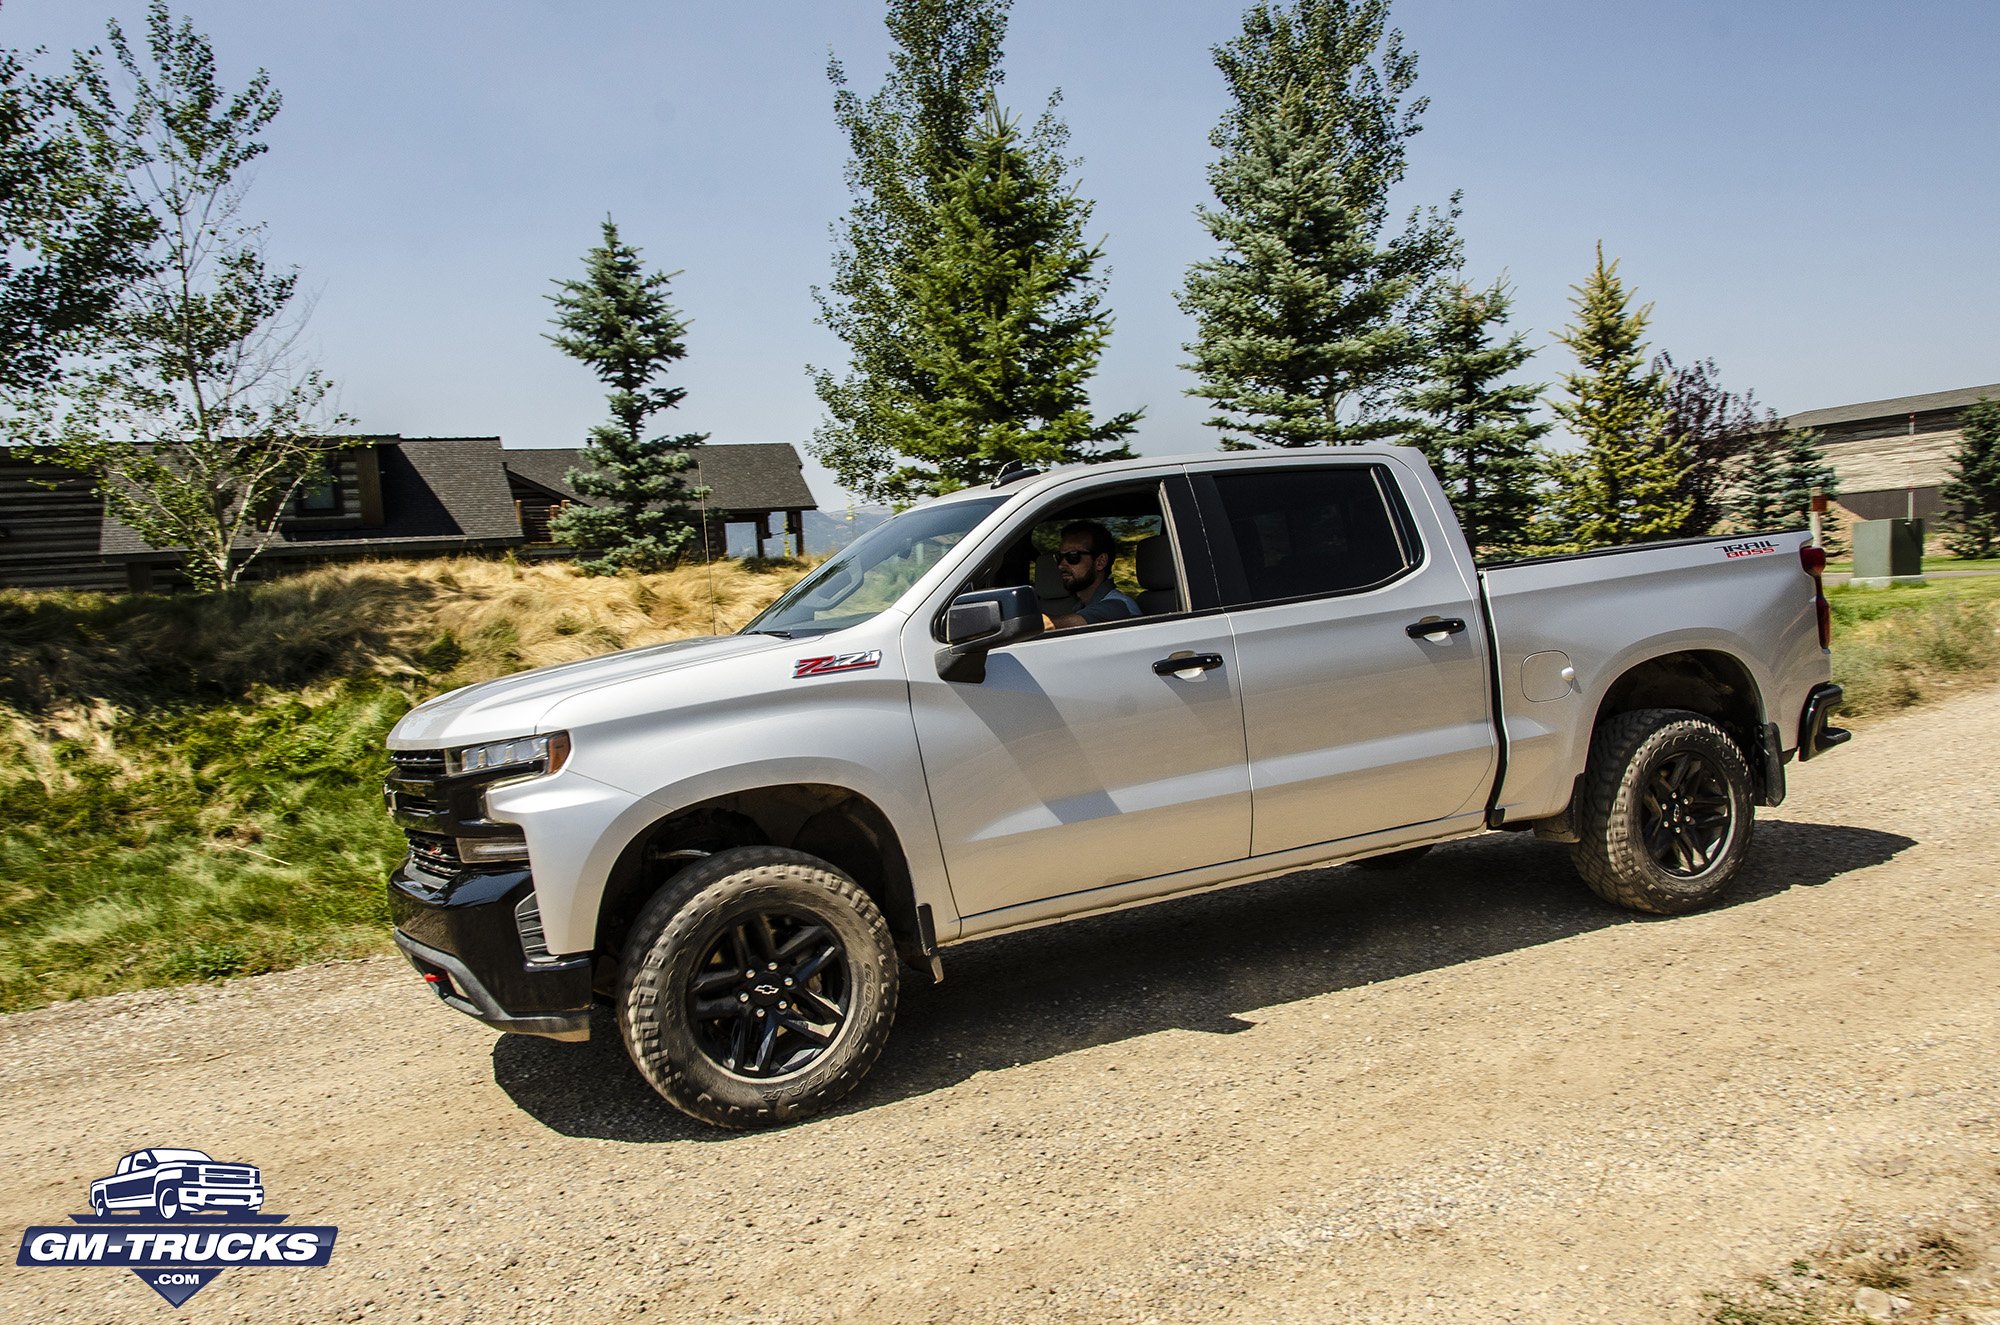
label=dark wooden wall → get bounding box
[0,454,121,590]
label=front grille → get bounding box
[387,748,450,823]
[406,832,461,876]
[203,1168,252,1185]
[391,749,448,778]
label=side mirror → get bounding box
[936,585,1041,682]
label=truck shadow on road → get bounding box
[492,819,1912,1142]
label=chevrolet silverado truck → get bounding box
[89,1149,265,1219]
[384,447,1849,1128]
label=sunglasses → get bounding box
[1056,550,1097,566]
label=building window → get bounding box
[295,479,342,515]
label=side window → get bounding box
[952,480,1200,630]
[1207,466,1416,606]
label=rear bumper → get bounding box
[1797,683,1852,761]
[388,865,591,1042]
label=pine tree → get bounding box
[877,106,1138,500]
[1726,424,1835,539]
[1179,0,1459,448]
[1726,423,1792,532]
[1547,245,1689,547]
[1399,278,1548,556]
[810,0,1016,503]
[1941,397,2000,558]
[544,218,706,574]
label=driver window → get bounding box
[970,483,1185,631]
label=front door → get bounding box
[903,477,1253,920]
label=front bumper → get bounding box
[180,1185,264,1211]
[388,865,592,1042]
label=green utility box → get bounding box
[1850,518,1926,587]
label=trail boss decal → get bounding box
[1721,538,1780,559]
[16,1148,336,1308]
[793,650,882,679]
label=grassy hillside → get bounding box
[0,557,809,1012]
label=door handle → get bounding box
[1152,652,1224,676]
[1405,617,1467,640]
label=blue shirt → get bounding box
[1077,584,1141,624]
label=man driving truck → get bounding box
[1044,520,1141,630]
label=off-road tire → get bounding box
[616,845,898,1129]
[1572,708,1754,915]
[1353,844,1434,871]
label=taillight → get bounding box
[1801,543,1831,648]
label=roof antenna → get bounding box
[695,454,719,635]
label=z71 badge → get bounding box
[793,650,882,679]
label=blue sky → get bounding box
[7,0,1997,510]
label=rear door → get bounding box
[1194,458,1496,856]
[903,474,1253,920]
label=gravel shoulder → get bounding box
[3,686,1997,1324]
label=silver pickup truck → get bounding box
[383,447,1848,1128]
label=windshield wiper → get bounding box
[748,628,793,638]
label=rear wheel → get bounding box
[616,846,899,1129]
[1571,708,1754,915]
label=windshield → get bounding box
[747,496,1006,637]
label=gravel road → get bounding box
[4,687,1997,1324]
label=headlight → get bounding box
[444,731,571,780]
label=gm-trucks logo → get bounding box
[14,1147,337,1307]
[1721,538,1780,558]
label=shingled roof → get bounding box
[101,436,524,558]
[504,443,817,512]
[1783,382,2000,431]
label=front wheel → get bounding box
[155,1185,183,1220]
[616,846,899,1129]
[1571,708,1754,915]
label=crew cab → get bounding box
[89,1149,264,1219]
[383,447,1849,1128]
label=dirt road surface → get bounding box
[4,687,1997,1324]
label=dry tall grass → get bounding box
[0,554,814,713]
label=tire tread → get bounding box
[1571,707,1754,915]
[615,845,898,1129]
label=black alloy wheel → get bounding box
[617,845,899,1129]
[687,910,851,1079]
[1571,707,1756,915]
[1638,750,1735,877]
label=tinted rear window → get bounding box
[1210,467,1413,604]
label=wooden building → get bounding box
[1782,382,2000,523]
[503,443,818,559]
[0,437,819,592]
[0,449,124,590]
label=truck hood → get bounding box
[389,633,790,748]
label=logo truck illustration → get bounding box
[87,1149,265,1220]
